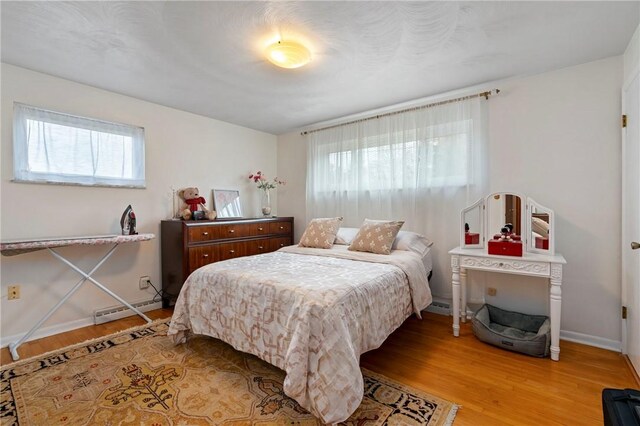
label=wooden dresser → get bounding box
[160,217,294,307]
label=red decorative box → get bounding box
[488,240,523,257]
[535,236,549,250]
[465,232,480,244]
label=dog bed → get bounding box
[471,304,550,357]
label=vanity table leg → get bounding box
[451,255,460,337]
[460,267,468,322]
[550,264,563,361]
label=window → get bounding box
[13,103,145,188]
[314,119,473,193]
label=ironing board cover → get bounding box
[0,233,155,256]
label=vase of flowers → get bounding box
[261,188,272,216]
[248,171,286,217]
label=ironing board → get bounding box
[1,233,155,360]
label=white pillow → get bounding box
[335,226,433,256]
[392,231,434,256]
[334,227,359,245]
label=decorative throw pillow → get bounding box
[298,217,343,249]
[348,219,405,255]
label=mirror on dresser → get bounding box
[460,198,484,248]
[459,192,555,255]
[527,198,555,255]
[487,192,524,240]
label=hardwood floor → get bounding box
[0,309,174,365]
[361,313,637,426]
[1,309,635,425]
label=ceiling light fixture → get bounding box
[265,40,311,69]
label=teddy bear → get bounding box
[177,187,217,220]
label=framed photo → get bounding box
[212,189,243,218]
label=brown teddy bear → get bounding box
[177,187,217,220]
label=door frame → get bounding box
[621,62,640,355]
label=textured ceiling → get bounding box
[1,1,638,135]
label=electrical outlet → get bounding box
[487,287,497,296]
[8,285,20,300]
[139,276,151,290]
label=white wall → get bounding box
[0,64,277,341]
[278,56,623,346]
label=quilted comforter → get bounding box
[168,245,432,423]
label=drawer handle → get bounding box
[258,246,264,250]
[202,231,209,236]
[258,227,263,231]
[279,226,284,230]
[229,229,235,233]
[499,262,504,267]
[229,249,235,254]
[280,243,285,247]
[202,254,209,258]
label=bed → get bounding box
[168,242,432,424]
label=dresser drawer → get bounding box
[217,241,258,261]
[459,256,550,277]
[269,221,291,235]
[217,223,259,239]
[248,239,271,255]
[188,245,218,271]
[188,225,219,243]
[270,237,293,251]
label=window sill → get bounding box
[10,178,146,189]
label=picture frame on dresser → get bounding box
[213,189,243,218]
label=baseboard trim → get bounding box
[1,316,95,348]
[623,355,640,387]
[560,330,621,352]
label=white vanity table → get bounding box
[450,192,566,361]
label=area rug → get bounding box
[0,320,458,425]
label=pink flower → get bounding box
[249,170,285,190]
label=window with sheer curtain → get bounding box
[306,97,488,296]
[13,103,145,188]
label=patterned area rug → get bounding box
[0,320,458,425]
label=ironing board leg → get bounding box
[8,244,150,361]
[48,246,153,324]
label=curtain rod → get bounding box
[300,89,500,136]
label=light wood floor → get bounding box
[2,309,637,425]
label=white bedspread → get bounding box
[168,245,432,424]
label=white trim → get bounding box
[560,330,621,353]
[1,300,161,348]
[1,316,95,348]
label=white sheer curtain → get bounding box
[13,103,145,187]
[306,97,488,296]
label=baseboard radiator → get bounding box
[425,299,451,315]
[93,299,162,325]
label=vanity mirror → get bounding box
[460,198,484,248]
[459,192,555,255]
[487,193,524,239]
[527,198,554,255]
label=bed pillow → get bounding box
[348,219,405,255]
[298,217,343,249]
[392,231,434,256]
[334,227,359,245]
